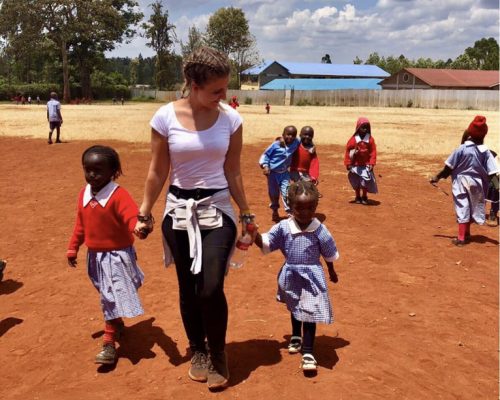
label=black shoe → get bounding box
[361,196,368,205]
[0,259,6,281]
[451,238,466,247]
[354,196,362,204]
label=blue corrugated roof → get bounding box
[242,61,389,78]
[241,61,273,75]
[260,78,383,90]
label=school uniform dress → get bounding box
[259,138,300,211]
[290,144,319,183]
[67,182,144,321]
[344,132,378,193]
[445,141,499,224]
[261,218,339,324]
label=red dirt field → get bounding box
[0,137,498,400]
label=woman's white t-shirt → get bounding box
[150,102,243,189]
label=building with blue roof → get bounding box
[241,61,389,89]
[260,78,383,91]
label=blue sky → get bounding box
[107,0,499,64]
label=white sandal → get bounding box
[301,354,317,371]
[287,336,302,354]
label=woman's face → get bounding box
[192,75,229,109]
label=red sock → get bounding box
[362,188,368,197]
[355,189,361,198]
[457,223,468,241]
[103,322,117,345]
[466,222,471,237]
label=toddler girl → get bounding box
[67,145,145,364]
[344,117,378,204]
[254,180,339,372]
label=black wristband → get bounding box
[137,214,154,223]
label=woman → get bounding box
[134,47,253,390]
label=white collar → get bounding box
[464,140,488,153]
[355,133,370,143]
[288,217,321,234]
[83,181,119,207]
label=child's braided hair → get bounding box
[82,145,123,180]
[287,180,321,208]
[181,46,231,98]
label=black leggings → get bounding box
[162,213,236,354]
[291,314,317,355]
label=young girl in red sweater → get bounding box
[290,126,319,185]
[67,145,145,365]
[344,117,378,204]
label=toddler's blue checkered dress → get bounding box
[87,246,144,321]
[263,219,339,324]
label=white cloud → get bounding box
[109,0,498,65]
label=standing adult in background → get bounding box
[47,92,63,144]
[134,46,254,391]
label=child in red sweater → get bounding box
[290,126,319,185]
[67,145,145,365]
[344,117,378,205]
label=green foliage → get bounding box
[295,99,313,106]
[464,37,499,70]
[321,54,332,64]
[142,1,177,90]
[180,26,204,58]
[0,83,59,101]
[205,7,259,88]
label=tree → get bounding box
[69,1,143,98]
[142,0,177,89]
[180,26,203,58]
[321,54,332,64]
[205,7,259,88]
[353,56,363,65]
[450,53,478,70]
[0,0,142,102]
[464,37,499,70]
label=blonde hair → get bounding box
[181,46,231,97]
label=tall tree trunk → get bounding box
[61,40,71,103]
[80,65,92,99]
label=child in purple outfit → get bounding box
[254,180,339,373]
[430,116,499,246]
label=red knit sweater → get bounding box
[344,135,377,167]
[290,144,320,181]
[67,186,138,257]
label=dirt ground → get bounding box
[0,137,498,400]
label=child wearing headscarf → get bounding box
[344,117,378,205]
[430,116,499,246]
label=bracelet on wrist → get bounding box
[137,214,155,224]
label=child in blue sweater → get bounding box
[259,126,300,221]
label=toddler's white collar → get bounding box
[288,217,321,234]
[83,181,119,207]
[355,132,370,143]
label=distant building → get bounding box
[380,68,499,90]
[242,61,389,89]
[260,78,382,91]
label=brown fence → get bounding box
[131,88,499,111]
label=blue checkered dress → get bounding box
[264,220,339,324]
[87,246,144,321]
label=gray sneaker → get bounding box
[95,343,117,364]
[188,351,208,382]
[207,351,229,390]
